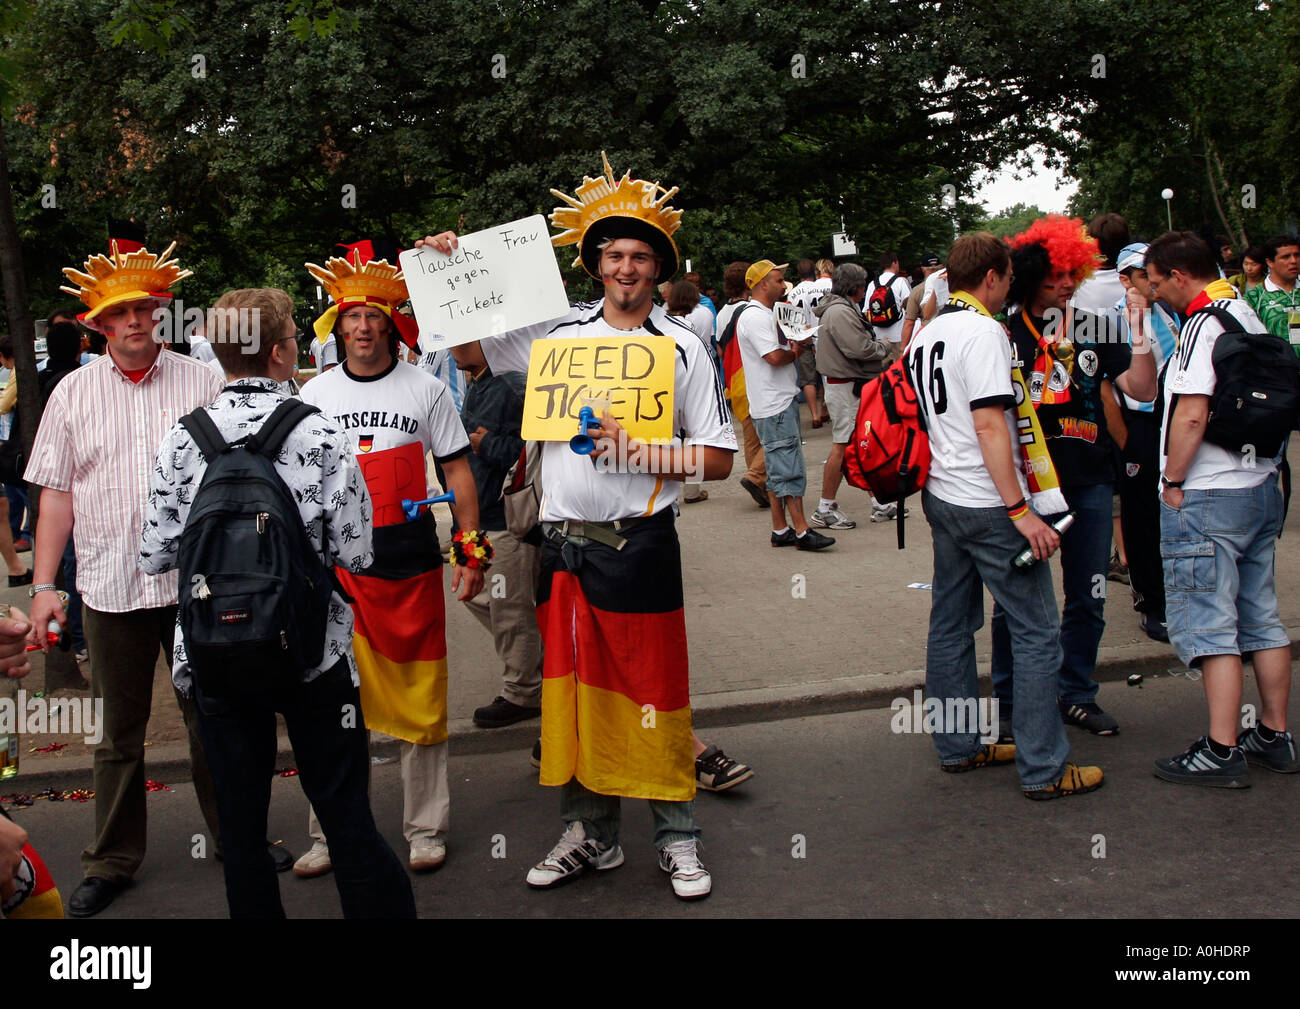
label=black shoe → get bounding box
[1060,701,1120,736]
[1138,613,1169,643]
[68,876,127,918]
[771,528,797,547]
[795,528,835,551]
[530,738,542,769]
[268,840,295,873]
[474,695,541,729]
[7,569,32,588]
[740,478,769,508]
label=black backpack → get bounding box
[1194,305,1300,459]
[177,396,336,695]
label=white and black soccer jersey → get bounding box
[300,359,470,526]
[310,333,339,371]
[787,277,832,316]
[482,300,737,522]
[908,306,1028,508]
[1161,297,1277,490]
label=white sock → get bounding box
[819,498,836,513]
[773,526,790,535]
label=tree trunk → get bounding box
[0,118,43,532]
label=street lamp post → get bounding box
[1161,188,1174,231]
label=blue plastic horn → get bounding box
[569,405,601,455]
[401,489,456,522]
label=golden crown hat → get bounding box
[59,240,191,320]
[550,152,683,283]
[305,248,418,349]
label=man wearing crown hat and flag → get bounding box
[990,216,1155,740]
[23,240,235,916]
[295,243,483,877]
[419,154,737,900]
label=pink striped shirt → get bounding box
[25,350,224,613]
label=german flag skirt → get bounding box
[336,511,449,746]
[536,510,695,801]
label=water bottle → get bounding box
[1011,512,1075,571]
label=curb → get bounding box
[5,637,1262,790]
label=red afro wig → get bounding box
[1009,215,1100,281]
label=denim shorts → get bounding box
[1159,476,1289,668]
[751,399,806,499]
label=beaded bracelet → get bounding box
[449,530,494,571]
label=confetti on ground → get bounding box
[1,787,94,807]
[274,767,299,777]
[29,742,68,754]
[144,780,172,792]
[907,583,932,590]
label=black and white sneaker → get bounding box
[695,745,754,791]
[659,839,712,900]
[1060,701,1119,736]
[1154,737,1250,788]
[1237,726,1300,773]
[526,822,624,888]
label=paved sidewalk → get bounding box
[7,418,1300,784]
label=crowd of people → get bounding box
[2,161,1297,917]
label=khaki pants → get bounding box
[309,738,449,844]
[81,605,221,882]
[462,527,542,708]
[740,414,767,488]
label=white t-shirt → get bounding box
[787,278,832,315]
[300,358,470,526]
[921,269,949,327]
[735,301,798,420]
[685,303,715,350]
[873,272,912,344]
[310,333,339,371]
[1160,297,1277,491]
[188,334,219,365]
[1073,269,1125,316]
[909,306,1027,508]
[481,301,736,522]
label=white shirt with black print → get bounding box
[140,377,375,695]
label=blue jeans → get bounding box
[992,482,1113,709]
[922,490,1069,790]
[61,538,85,651]
[1160,477,1289,668]
[4,484,29,541]
[560,779,697,851]
[194,661,416,918]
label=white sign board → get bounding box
[399,215,570,349]
[775,302,816,343]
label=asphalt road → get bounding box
[10,670,1298,920]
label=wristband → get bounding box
[1162,477,1184,490]
[449,530,494,571]
[1003,497,1027,514]
[28,584,58,598]
[1006,504,1030,521]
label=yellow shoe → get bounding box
[1025,763,1104,800]
[941,743,1016,773]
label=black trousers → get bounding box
[193,661,416,919]
[1118,408,1165,618]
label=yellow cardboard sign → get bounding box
[522,336,676,444]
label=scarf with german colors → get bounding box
[335,439,449,746]
[718,303,752,423]
[949,293,1069,515]
[536,514,694,801]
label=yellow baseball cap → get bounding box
[745,260,788,289]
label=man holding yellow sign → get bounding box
[418,153,736,901]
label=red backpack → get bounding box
[842,356,931,548]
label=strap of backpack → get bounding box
[179,409,229,463]
[1195,304,1245,335]
[248,399,320,460]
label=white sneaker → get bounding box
[658,838,712,900]
[810,506,856,530]
[292,840,332,878]
[526,821,623,888]
[409,835,447,872]
[870,502,897,522]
